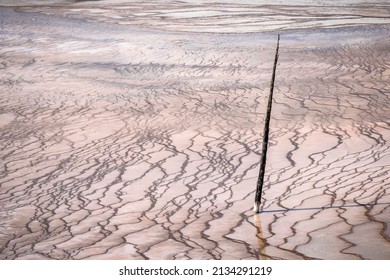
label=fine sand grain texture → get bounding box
[1,1,390,259]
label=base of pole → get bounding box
[253,201,261,213]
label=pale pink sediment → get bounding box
[0,1,390,260]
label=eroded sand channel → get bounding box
[1,1,390,259]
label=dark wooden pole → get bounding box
[254,34,280,213]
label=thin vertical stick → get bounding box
[254,34,280,213]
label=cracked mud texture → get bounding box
[1,1,390,259]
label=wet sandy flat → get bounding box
[1,1,390,259]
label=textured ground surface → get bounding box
[1,1,390,259]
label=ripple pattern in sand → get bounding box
[1,5,390,260]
